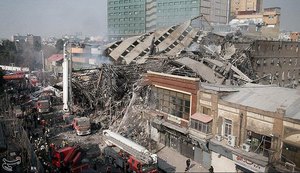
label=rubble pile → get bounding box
[71,61,165,147]
[70,29,259,148]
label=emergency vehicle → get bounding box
[102,130,158,173]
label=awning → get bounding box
[162,121,188,134]
[191,113,213,123]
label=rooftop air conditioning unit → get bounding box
[216,135,222,141]
[227,135,236,147]
[242,143,250,152]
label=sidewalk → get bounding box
[156,144,208,173]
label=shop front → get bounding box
[233,154,266,173]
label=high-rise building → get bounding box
[107,0,147,40]
[107,0,229,40]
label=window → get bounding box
[152,87,190,120]
[191,119,212,134]
[224,119,232,137]
[247,131,272,156]
[202,106,211,115]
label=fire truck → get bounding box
[72,117,91,136]
[50,144,90,173]
[102,130,158,173]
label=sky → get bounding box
[263,0,300,32]
[0,0,107,39]
[0,0,299,39]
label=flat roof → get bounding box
[221,83,300,120]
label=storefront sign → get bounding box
[233,154,266,172]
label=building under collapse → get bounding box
[104,15,300,88]
[68,16,300,173]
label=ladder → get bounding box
[103,130,157,164]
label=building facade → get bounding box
[230,0,263,18]
[69,46,110,69]
[290,32,300,42]
[145,71,214,168]
[107,0,147,40]
[12,34,42,51]
[146,71,300,172]
[249,40,300,87]
[107,0,229,40]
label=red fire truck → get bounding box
[50,145,89,173]
[102,130,158,173]
[72,117,91,136]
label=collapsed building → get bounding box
[104,15,300,88]
[68,16,300,172]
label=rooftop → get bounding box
[221,83,300,120]
[48,54,63,62]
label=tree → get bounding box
[34,40,42,51]
[55,39,64,53]
[0,67,6,93]
[0,39,17,65]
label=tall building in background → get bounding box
[230,0,263,18]
[107,0,147,40]
[12,34,42,51]
[107,0,229,40]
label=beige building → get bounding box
[231,0,263,17]
[262,7,280,27]
[232,7,281,38]
[146,71,300,172]
[200,83,300,172]
[290,32,300,42]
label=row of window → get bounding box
[157,1,198,7]
[190,115,232,137]
[191,119,212,134]
[256,58,300,67]
[152,87,190,120]
[108,17,144,22]
[108,30,144,34]
[108,0,143,5]
[108,23,145,28]
[257,44,299,52]
[157,7,199,13]
[108,5,144,10]
[108,11,143,16]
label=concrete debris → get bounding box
[66,17,276,151]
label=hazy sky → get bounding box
[0,0,107,39]
[263,0,300,32]
[0,0,299,39]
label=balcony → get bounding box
[189,128,213,141]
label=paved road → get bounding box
[156,144,208,173]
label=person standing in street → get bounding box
[186,158,191,171]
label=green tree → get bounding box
[0,40,17,65]
[34,40,42,51]
[0,67,6,93]
[55,39,64,52]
